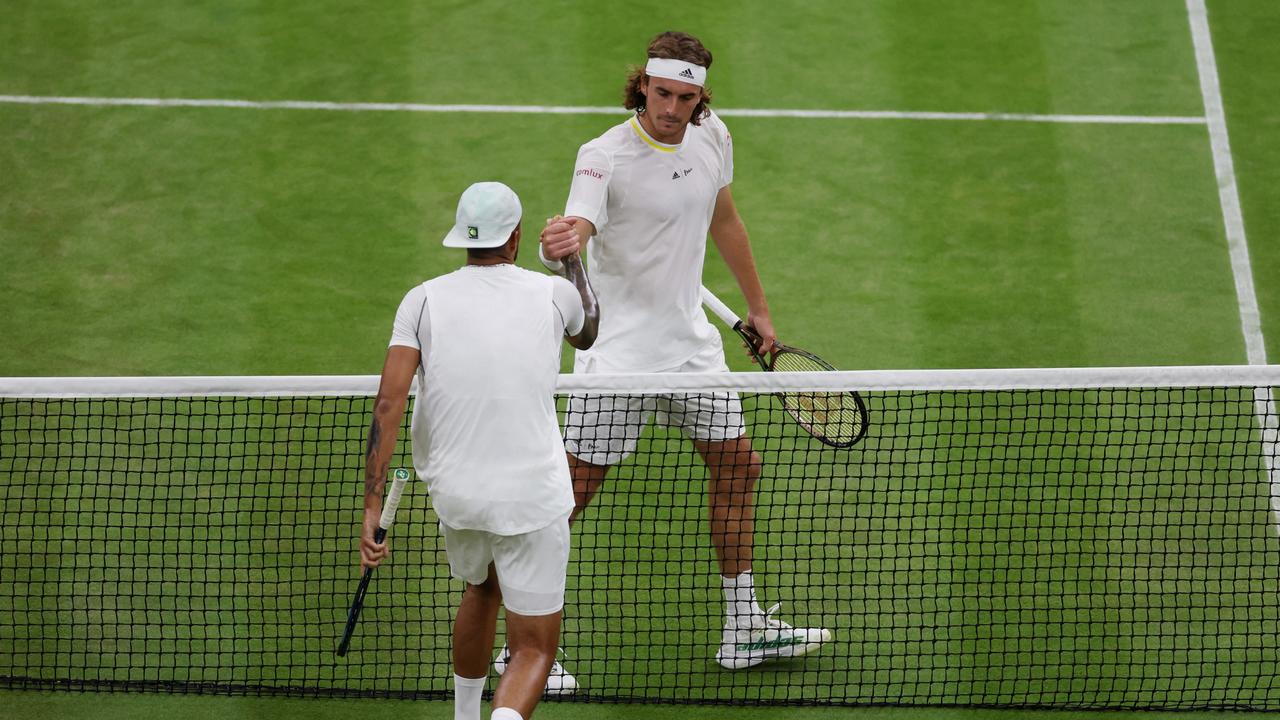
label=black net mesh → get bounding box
[1,379,1279,709]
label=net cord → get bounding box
[2,364,1279,398]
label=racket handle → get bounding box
[338,470,408,660]
[378,468,411,530]
[700,286,743,329]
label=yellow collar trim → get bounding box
[630,115,680,153]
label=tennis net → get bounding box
[1,366,1278,710]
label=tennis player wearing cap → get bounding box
[361,181,598,720]
[522,31,832,684]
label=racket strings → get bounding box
[771,349,866,446]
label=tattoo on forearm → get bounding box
[364,418,382,496]
[366,418,381,461]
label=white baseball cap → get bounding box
[442,182,523,248]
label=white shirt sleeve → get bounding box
[563,143,613,232]
[550,276,585,337]
[715,114,734,188]
[389,284,429,349]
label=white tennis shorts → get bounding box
[564,340,746,467]
[440,514,571,616]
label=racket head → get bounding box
[767,344,869,448]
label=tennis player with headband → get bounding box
[506,30,832,688]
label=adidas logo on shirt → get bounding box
[679,68,695,80]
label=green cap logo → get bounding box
[467,226,479,239]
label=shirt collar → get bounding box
[629,115,682,153]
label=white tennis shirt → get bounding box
[389,264,583,535]
[564,111,734,372]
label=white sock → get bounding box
[491,708,524,720]
[722,570,764,627]
[454,674,486,720]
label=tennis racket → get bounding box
[337,467,411,658]
[700,286,869,448]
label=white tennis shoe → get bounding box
[492,645,578,695]
[715,604,833,669]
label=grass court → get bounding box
[3,1,1280,718]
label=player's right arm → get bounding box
[562,253,599,350]
[541,143,610,267]
[361,344,418,571]
[540,216,595,267]
[362,286,428,571]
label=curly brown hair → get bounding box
[623,31,714,126]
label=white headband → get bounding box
[645,57,707,87]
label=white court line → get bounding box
[1186,0,1279,533]
[1187,1,1269,365]
[0,94,1206,125]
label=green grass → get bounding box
[3,0,1280,717]
[0,0,1263,376]
[0,0,1203,114]
[0,107,1244,375]
[1210,0,1280,362]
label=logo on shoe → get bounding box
[737,635,807,652]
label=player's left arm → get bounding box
[708,185,777,355]
[360,345,419,571]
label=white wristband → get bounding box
[538,244,565,273]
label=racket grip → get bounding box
[700,286,743,328]
[378,468,411,531]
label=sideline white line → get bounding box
[1187,1,1268,365]
[0,94,1207,125]
[1186,0,1279,533]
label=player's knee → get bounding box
[508,643,557,675]
[722,448,763,487]
[710,473,756,508]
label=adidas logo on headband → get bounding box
[646,57,707,87]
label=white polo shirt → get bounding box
[563,110,734,372]
[389,264,583,535]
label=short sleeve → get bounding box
[550,277,585,337]
[563,143,613,232]
[389,284,429,350]
[715,114,734,187]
